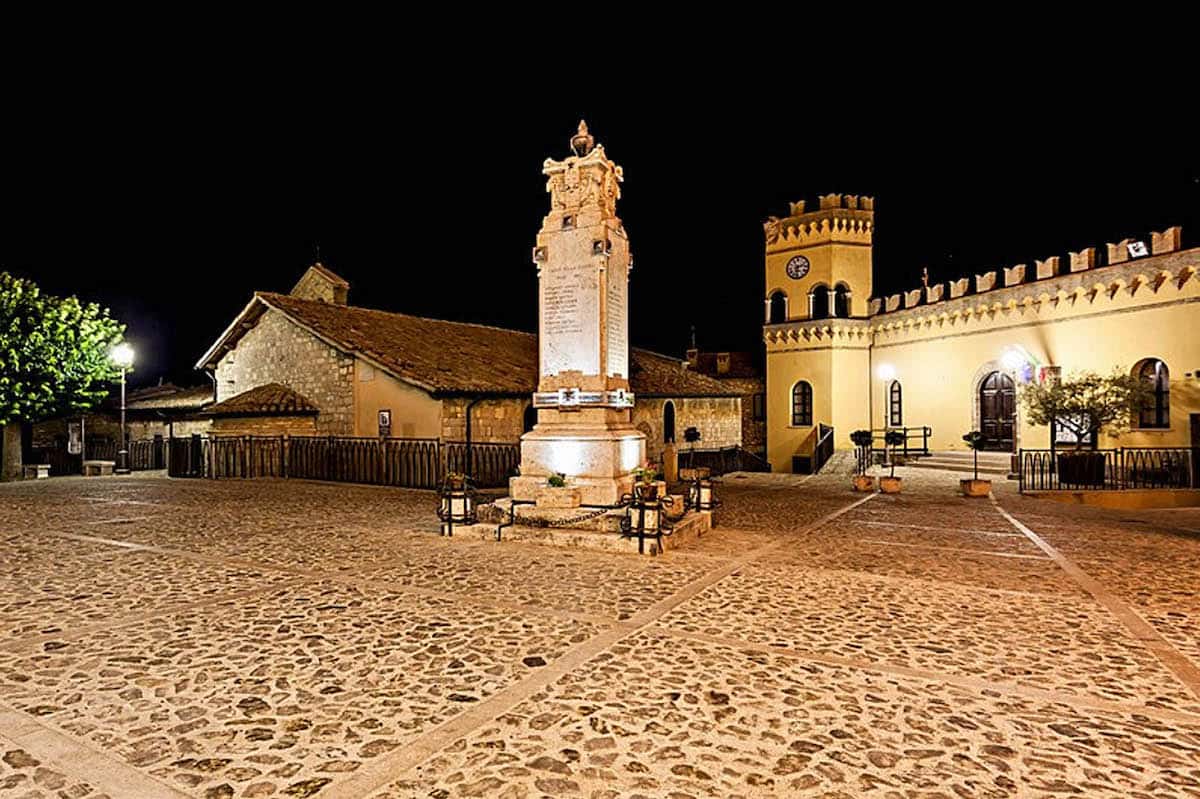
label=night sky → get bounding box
[5,47,1196,389]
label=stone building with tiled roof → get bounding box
[685,349,766,458]
[194,265,744,460]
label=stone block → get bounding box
[1107,238,1133,264]
[925,283,944,303]
[868,298,882,315]
[1067,250,1093,273]
[536,485,582,508]
[949,278,970,299]
[1003,264,1027,286]
[1037,256,1062,279]
[904,289,923,308]
[975,272,997,293]
[1152,226,1182,254]
[885,294,901,312]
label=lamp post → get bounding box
[111,343,134,474]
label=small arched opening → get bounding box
[809,284,830,320]
[767,291,788,324]
[663,401,676,443]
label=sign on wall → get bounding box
[67,421,82,455]
[378,409,392,439]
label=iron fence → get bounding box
[1019,447,1197,491]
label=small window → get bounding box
[664,401,676,443]
[809,284,830,320]
[889,380,903,427]
[752,393,766,421]
[523,404,538,434]
[834,283,851,318]
[768,291,787,324]
[791,381,813,427]
[1136,359,1170,428]
[562,215,574,229]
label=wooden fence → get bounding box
[30,437,165,475]
[168,435,517,489]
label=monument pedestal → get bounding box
[510,424,644,506]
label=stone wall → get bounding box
[718,376,766,455]
[214,310,355,435]
[633,397,743,462]
[440,398,530,443]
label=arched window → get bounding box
[1136,359,1170,429]
[523,404,538,434]
[889,380,903,426]
[809,284,830,320]
[663,401,676,443]
[834,283,851,318]
[791,381,813,426]
[768,291,788,324]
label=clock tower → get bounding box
[762,194,875,473]
[763,194,874,322]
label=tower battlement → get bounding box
[764,194,874,253]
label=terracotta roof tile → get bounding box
[205,383,319,417]
[244,293,737,398]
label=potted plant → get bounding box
[879,429,905,493]
[1020,368,1152,488]
[446,471,467,490]
[960,431,991,497]
[547,472,567,488]
[850,429,875,492]
[633,461,659,501]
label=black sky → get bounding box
[4,34,1196,388]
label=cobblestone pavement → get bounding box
[2,470,1199,798]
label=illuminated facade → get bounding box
[763,195,1200,471]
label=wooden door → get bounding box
[979,371,1016,451]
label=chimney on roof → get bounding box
[290,262,350,305]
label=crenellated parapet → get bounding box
[763,193,874,253]
[869,226,1186,319]
[866,248,1198,345]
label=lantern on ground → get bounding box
[437,473,476,536]
[688,471,719,512]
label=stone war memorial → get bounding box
[471,123,712,553]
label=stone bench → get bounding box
[82,460,115,477]
[23,464,50,480]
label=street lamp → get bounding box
[111,343,134,474]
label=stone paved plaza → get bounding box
[2,470,1200,798]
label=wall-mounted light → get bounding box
[876,364,896,382]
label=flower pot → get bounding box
[852,474,876,492]
[960,478,992,498]
[635,482,659,502]
[879,476,902,494]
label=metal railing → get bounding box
[167,435,519,489]
[871,426,931,458]
[680,446,771,476]
[1019,447,1197,491]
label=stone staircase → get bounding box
[905,450,1012,477]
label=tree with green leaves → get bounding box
[1020,368,1152,450]
[1,272,126,479]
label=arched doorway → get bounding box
[663,401,676,443]
[979,371,1015,451]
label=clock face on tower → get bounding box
[785,255,811,280]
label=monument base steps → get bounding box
[461,498,713,556]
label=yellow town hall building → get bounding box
[763,194,1199,471]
